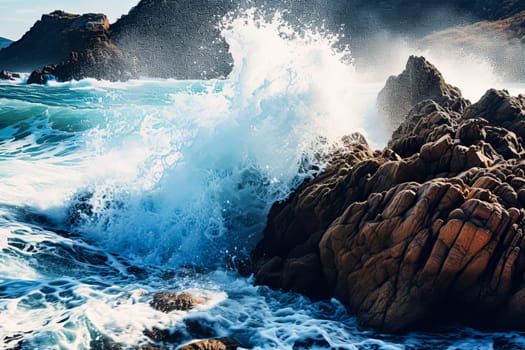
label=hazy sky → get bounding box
[0,0,140,40]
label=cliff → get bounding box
[0,10,110,72]
[110,0,234,79]
[25,0,236,83]
[252,56,525,332]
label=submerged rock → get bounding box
[27,66,56,84]
[178,338,242,350]
[150,292,204,313]
[0,70,20,80]
[253,55,525,332]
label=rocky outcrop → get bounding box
[253,55,525,332]
[0,70,20,80]
[0,11,111,73]
[377,56,467,127]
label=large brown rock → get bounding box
[252,135,394,298]
[320,170,525,331]
[253,56,525,332]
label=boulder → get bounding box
[464,89,525,127]
[27,66,56,85]
[150,292,204,313]
[0,70,20,80]
[178,338,241,350]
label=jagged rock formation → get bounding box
[252,56,525,332]
[0,11,111,72]
[377,55,467,127]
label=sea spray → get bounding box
[2,8,525,350]
[37,10,383,267]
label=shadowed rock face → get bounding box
[110,0,235,80]
[0,11,110,72]
[253,55,525,332]
[377,56,467,128]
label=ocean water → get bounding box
[1,11,525,350]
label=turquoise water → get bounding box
[1,13,525,350]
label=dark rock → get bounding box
[27,66,56,84]
[184,318,218,339]
[0,70,20,80]
[377,55,468,127]
[0,11,111,72]
[252,55,525,333]
[150,292,204,313]
[137,345,165,350]
[108,0,234,80]
[143,327,184,343]
[178,338,242,350]
[252,135,384,299]
[464,89,525,127]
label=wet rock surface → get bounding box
[178,337,242,350]
[0,70,20,80]
[253,55,525,332]
[150,292,205,313]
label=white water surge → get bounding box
[0,9,524,350]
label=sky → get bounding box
[0,0,140,40]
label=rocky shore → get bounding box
[0,0,524,83]
[252,55,525,332]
